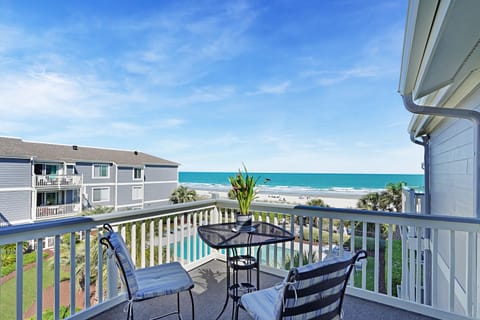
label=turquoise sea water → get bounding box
[179,172,424,196]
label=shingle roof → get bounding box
[0,137,179,167]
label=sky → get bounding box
[0,0,424,174]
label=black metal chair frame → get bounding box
[100,223,195,320]
[236,249,367,320]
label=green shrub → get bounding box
[302,228,342,244]
[343,236,385,251]
[1,251,48,277]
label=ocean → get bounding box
[179,172,424,197]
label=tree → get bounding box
[170,186,198,204]
[357,192,382,211]
[306,198,329,207]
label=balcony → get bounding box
[35,174,82,189]
[0,199,478,320]
[36,203,82,220]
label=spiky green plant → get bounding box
[229,165,260,214]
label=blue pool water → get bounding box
[171,235,293,265]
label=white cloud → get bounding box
[255,81,290,95]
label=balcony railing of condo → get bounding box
[0,199,478,320]
[35,203,82,219]
[34,174,83,188]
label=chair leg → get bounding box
[189,289,195,320]
[235,302,240,320]
[177,293,181,319]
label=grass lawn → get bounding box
[0,256,70,319]
[353,239,402,294]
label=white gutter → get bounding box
[402,95,480,218]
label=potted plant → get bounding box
[229,165,260,232]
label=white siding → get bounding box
[427,87,480,315]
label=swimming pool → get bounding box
[170,235,295,265]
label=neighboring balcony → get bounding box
[34,174,83,189]
[35,203,82,220]
[0,199,479,320]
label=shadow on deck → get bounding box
[92,259,438,320]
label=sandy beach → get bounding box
[195,189,361,209]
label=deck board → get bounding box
[92,259,438,320]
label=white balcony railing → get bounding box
[0,199,479,320]
[36,203,82,219]
[35,174,83,188]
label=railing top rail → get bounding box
[0,199,217,245]
[217,199,480,232]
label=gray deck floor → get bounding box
[93,259,438,320]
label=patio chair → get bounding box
[236,250,367,320]
[100,223,195,320]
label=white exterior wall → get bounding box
[427,87,480,315]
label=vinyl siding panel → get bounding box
[144,182,176,202]
[117,167,136,183]
[117,184,143,206]
[0,190,31,224]
[427,87,480,312]
[429,118,475,218]
[0,158,31,188]
[144,165,177,182]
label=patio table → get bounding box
[197,221,294,319]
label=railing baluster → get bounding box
[349,220,355,286]
[299,216,304,267]
[431,228,438,308]
[449,230,455,312]
[328,218,333,254]
[308,217,313,263]
[174,215,178,262]
[166,217,171,263]
[361,222,367,290]
[401,225,408,299]
[159,219,163,265]
[150,220,155,267]
[274,215,278,268]
[387,224,393,296]
[181,214,185,262]
[54,234,61,320]
[290,215,295,269]
[141,222,146,268]
[187,213,192,262]
[85,230,91,308]
[374,223,379,293]
[193,212,198,261]
[131,223,137,266]
[339,220,344,256]
[319,218,324,261]
[265,214,270,266]
[36,237,44,320]
[97,228,104,304]
[70,232,76,315]
[16,241,24,320]
[415,227,422,304]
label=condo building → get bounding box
[0,137,179,226]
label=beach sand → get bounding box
[195,189,360,209]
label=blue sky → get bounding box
[0,0,423,173]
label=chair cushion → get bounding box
[133,262,194,301]
[109,232,139,294]
[241,286,280,320]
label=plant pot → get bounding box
[235,213,253,232]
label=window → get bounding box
[93,164,109,178]
[132,186,143,200]
[133,168,142,180]
[93,187,110,202]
